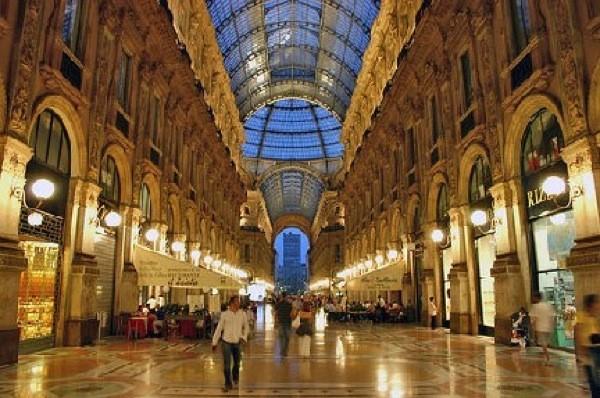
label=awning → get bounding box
[133,245,241,289]
[346,264,403,291]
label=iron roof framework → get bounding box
[206,0,381,119]
[259,168,325,222]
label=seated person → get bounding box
[153,305,165,335]
[147,309,157,336]
[392,302,400,310]
[134,305,145,317]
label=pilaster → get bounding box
[489,182,525,344]
[0,136,31,364]
[564,139,600,311]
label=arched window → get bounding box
[469,156,492,203]
[30,110,71,175]
[100,155,120,205]
[27,110,72,217]
[139,183,151,221]
[436,184,449,224]
[521,109,564,177]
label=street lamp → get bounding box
[144,228,159,242]
[31,178,55,200]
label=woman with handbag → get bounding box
[296,301,314,359]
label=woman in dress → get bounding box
[297,301,314,358]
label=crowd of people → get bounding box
[323,295,409,323]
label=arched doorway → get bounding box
[18,109,72,350]
[273,227,310,294]
[520,108,575,348]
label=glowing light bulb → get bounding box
[190,249,201,262]
[31,179,55,199]
[431,228,445,243]
[387,249,399,261]
[470,209,488,227]
[204,255,214,265]
[103,211,122,227]
[145,228,159,242]
[542,176,567,196]
[375,254,384,265]
[27,211,43,226]
[171,241,185,253]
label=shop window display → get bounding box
[532,211,576,348]
[476,234,496,328]
[18,242,60,341]
[442,248,452,322]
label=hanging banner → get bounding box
[133,245,240,289]
[346,264,402,291]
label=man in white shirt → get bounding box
[146,295,157,310]
[529,292,555,365]
[212,296,248,392]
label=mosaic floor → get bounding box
[0,307,591,397]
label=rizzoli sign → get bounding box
[524,162,569,219]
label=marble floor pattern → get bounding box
[0,311,591,397]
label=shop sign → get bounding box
[347,265,402,291]
[133,245,240,289]
[524,162,569,219]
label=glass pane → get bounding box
[18,242,59,341]
[47,115,64,169]
[461,53,473,107]
[442,248,452,321]
[34,111,52,163]
[476,234,496,327]
[510,0,531,56]
[58,132,70,174]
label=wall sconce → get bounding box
[190,249,202,262]
[171,240,185,253]
[541,175,583,209]
[470,207,501,235]
[144,227,160,242]
[93,205,122,228]
[387,249,399,261]
[431,228,451,248]
[14,178,56,227]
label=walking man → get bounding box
[275,292,295,357]
[428,297,438,330]
[212,296,248,392]
[529,292,555,365]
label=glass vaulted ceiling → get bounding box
[206,0,381,120]
[206,0,381,224]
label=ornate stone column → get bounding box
[489,182,526,344]
[115,206,140,316]
[0,136,31,365]
[421,223,438,326]
[63,180,101,346]
[564,139,600,311]
[448,206,472,334]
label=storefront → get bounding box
[132,245,241,311]
[521,109,576,349]
[346,263,403,297]
[18,109,72,351]
[468,156,496,336]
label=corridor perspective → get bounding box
[0,305,589,397]
[1,0,600,396]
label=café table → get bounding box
[127,317,147,339]
[179,318,197,338]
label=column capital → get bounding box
[561,137,596,177]
[489,181,514,208]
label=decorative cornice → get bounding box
[340,0,423,177]
[167,0,244,171]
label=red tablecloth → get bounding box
[179,319,196,338]
[128,317,147,339]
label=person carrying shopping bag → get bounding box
[296,301,315,359]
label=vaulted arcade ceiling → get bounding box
[168,0,423,228]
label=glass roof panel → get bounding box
[206,0,381,120]
[242,99,343,161]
